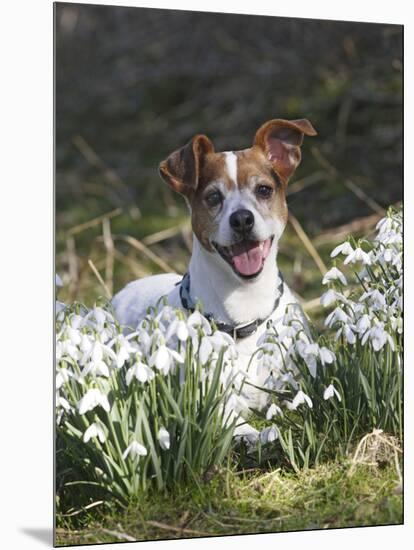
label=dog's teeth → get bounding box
[259,242,264,251]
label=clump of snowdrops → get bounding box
[249,208,402,470]
[56,207,402,501]
[56,301,245,504]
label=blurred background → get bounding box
[55,3,402,312]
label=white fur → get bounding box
[223,151,238,186]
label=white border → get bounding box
[1,0,411,548]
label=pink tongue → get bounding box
[232,239,271,276]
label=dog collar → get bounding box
[178,272,285,340]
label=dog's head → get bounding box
[159,118,317,280]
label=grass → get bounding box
[56,460,402,546]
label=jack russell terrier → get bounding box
[112,118,317,438]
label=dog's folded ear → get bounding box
[159,134,214,195]
[254,119,317,184]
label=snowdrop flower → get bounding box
[61,339,81,361]
[122,440,148,460]
[323,384,341,402]
[362,324,395,351]
[356,314,371,335]
[320,289,339,307]
[295,341,318,377]
[112,335,136,368]
[66,327,81,346]
[325,307,349,328]
[157,427,171,450]
[290,390,313,410]
[166,319,189,342]
[86,307,107,332]
[319,347,335,365]
[187,310,212,335]
[266,403,283,420]
[150,344,184,375]
[80,333,94,355]
[56,367,72,389]
[199,336,213,365]
[83,422,106,443]
[56,395,71,411]
[330,241,353,258]
[335,324,356,345]
[210,331,235,351]
[360,289,386,311]
[260,425,279,444]
[322,267,347,286]
[78,388,110,415]
[344,247,371,265]
[376,216,393,234]
[390,316,402,334]
[126,360,154,385]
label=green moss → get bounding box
[56,461,402,546]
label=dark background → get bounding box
[55,2,403,304]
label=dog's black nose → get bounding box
[229,209,255,234]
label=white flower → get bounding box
[360,289,386,311]
[199,336,213,365]
[319,347,335,365]
[61,339,81,361]
[362,324,395,351]
[356,314,371,335]
[56,395,71,411]
[390,316,402,334]
[260,425,279,444]
[325,307,349,328]
[376,216,393,234]
[331,242,353,258]
[187,310,212,335]
[112,335,136,368]
[322,267,347,286]
[291,390,313,410]
[83,422,106,443]
[344,247,371,265]
[165,318,190,342]
[157,427,171,450]
[56,368,72,389]
[323,384,342,402]
[295,341,318,377]
[78,388,110,415]
[266,403,283,420]
[66,327,81,346]
[122,440,148,460]
[126,360,154,384]
[320,289,338,307]
[150,344,184,375]
[335,324,356,345]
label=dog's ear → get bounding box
[159,134,214,195]
[254,119,317,184]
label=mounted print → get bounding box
[55,2,403,546]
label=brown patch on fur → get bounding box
[254,118,317,185]
[189,152,234,251]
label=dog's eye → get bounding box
[205,190,223,208]
[256,185,273,199]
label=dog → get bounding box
[112,118,317,440]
